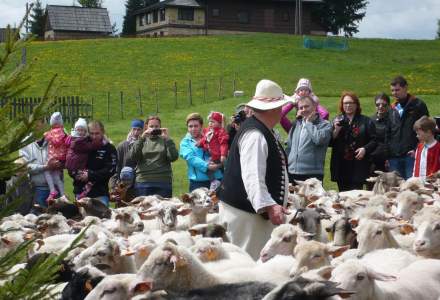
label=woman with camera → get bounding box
[330,91,377,191]
[128,115,179,197]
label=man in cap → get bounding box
[219,79,292,259]
[109,119,143,193]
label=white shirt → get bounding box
[419,140,438,177]
[238,129,289,213]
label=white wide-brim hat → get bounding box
[247,79,294,111]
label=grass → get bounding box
[8,33,439,197]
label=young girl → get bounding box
[44,112,69,202]
[198,111,229,190]
[65,118,102,199]
[280,78,329,133]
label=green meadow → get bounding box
[11,33,440,196]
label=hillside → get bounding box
[8,33,440,195]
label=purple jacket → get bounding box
[65,136,102,172]
[280,102,330,133]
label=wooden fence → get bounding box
[0,96,93,123]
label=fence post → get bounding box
[91,96,94,120]
[107,92,110,121]
[138,88,143,116]
[203,80,207,103]
[174,82,178,109]
[120,91,124,120]
[188,79,192,106]
[75,96,80,122]
[233,72,237,94]
[155,85,159,114]
[218,76,223,100]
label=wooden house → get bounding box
[133,0,325,37]
[44,5,112,40]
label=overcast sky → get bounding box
[1,0,439,39]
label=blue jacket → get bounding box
[179,133,223,182]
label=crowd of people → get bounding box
[3,75,437,220]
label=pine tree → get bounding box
[122,0,145,36]
[77,0,103,8]
[437,19,440,40]
[0,8,86,299]
[29,0,45,39]
[313,0,368,37]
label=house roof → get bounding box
[133,0,203,15]
[46,5,112,33]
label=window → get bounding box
[238,11,249,24]
[160,9,165,21]
[139,14,144,26]
[282,12,289,22]
[178,8,194,21]
[160,31,164,36]
[153,10,158,23]
[154,32,158,37]
[147,12,152,24]
[212,8,220,17]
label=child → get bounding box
[65,118,102,199]
[280,78,329,133]
[198,111,229,190]
[44,112,69,202]
[413,116,440,178]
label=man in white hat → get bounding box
[218,79,292,259]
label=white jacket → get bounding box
[19,140,49,188]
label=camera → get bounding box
[150,128,162,136]
[232,110,247,125]
[337,116,349,127]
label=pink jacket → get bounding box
[44,126,69,161]
[198,127,229,162]
[280,93,329,133]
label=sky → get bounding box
[1,0,439,40]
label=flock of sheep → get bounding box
[2,171,440,300]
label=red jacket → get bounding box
[65,136,102,172]
[44,126,68,161]
[413,141,440,177]
[198,127,229,161]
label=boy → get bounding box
[413,116,440,178]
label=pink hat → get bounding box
[209,112,223,124]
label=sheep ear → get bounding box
[349,218,359,228]
[332,202,344,210]
[307,203,316,208]
[399,223,415,235]
[1,237,11,245]
[327,245,350,258]
[336,290,357,299]
[178,207,192,216]
[188,229,200,236]
[317,266,333,280]
[367,268,397,281]
[181,193,193,204]
[139,211,159,220]
[366,177,377,183]
[132,280,153,294]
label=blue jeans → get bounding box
[189,180,210,192]
[389,156,415,180]
[135,182,172,198]
[34,186,50,208]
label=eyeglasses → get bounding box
[375,102,388,107]
[343,102,356,106]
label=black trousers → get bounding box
[288,173,324,185]
[337,181,364,192]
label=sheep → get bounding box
[395,190,424,220]
[289,240,349,277]
[36,214,71,238]
[290,208,332,243]
[259,224,312,262]
[137,241,288,293]
[140,201,191,233]
[326,216,357,248]
[112,206,145,236]
[355,220,402,257]
[262,276,354,300]
[72,238,136,274]
[367,170,403,194]
[61,265,106,300]
[330,259,440,300]
[180,187,216,227]
[76,197,112,219]
[293,178,327,204]
[413,216,440,258]
[190,237,256,272]
[188,223,229,242]
[83,274,153,300]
